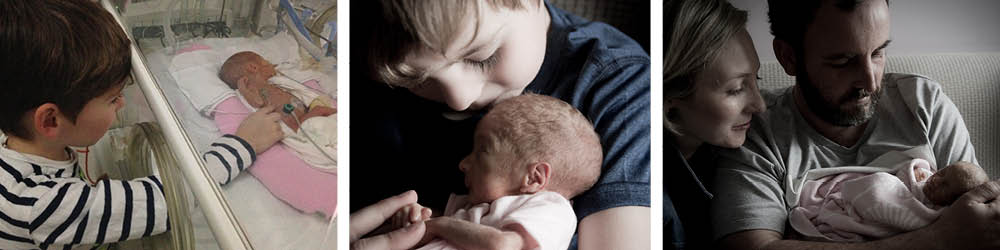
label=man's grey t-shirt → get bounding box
[711,73,978,240]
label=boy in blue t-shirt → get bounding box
[350,1,650,248]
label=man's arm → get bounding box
[720,181,1000,250]
[425,217,525,250]
[577,206,650,250]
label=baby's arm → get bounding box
[424,217,526,250]
[299,105,336,122]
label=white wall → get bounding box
[729,0,1000,62]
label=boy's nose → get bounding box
[115,96,126,111]
[435,66,483,111]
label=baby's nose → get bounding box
[458,158,470,172]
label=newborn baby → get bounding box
[789,160,988,242]
[921,161,988,206]
[219,51,335,131]
[389,94,603,250]
[219,51,337,172]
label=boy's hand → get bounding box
[235,106,284,154]
[392,203,432,230]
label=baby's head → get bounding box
[219,51,277,90]
[924,161,989,206]
[362,0,549,111]
[459,94,603,205]
[0,0,131,146]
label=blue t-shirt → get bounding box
[350,2,650,249]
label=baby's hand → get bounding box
[391,203,432,230]
[299,106,336,122]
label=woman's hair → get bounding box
[362,0,540,86]
[663,0,747,135]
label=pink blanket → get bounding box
[788,159,938,242]
[212,82,337,218]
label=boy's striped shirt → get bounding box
[0,134,254,249]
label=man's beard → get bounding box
[796,64,881,127]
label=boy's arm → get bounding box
[207,98,259,185]
[425,217,526,250]
[201,134,257,185]
[573,57,651,249]
[6,174,168,248]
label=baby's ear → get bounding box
[520,162,551,194]
[237,76,250,89]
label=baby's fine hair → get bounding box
[485,93,603,199]
[360,0,541,86]
[0,0,132,139]
[219,51,263,89]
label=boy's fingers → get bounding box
[351,222,425,250]
[350,190,418,241]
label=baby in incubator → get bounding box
[219,51,336,131]
[789,160,988,242]
[389,94,603,250]
[218,51,337,172]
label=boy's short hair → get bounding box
[219,51,260,89]
[363,0,539,85]
[0,0,132,139]
[484,94,603,198]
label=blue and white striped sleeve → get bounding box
[202,134,256,185]
[1,170,168,248]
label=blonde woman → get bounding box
[664,0,765,249]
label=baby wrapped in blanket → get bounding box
[218,51,337,172]
[789,159,987,242]
[209,51,337,217]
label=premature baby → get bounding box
[789,160,988,242]
[391,94,603,250]
[219,51,336,131]
[219,51,337,172]
[920,161,988,206]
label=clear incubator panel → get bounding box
[101,0,337,249]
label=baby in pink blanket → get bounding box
[219,51,336,129]
[385,94,603,250]
[212,51,338,217]
[789,160,987,242]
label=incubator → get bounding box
[88,0,337,249]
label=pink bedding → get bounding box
[213,88,337,218]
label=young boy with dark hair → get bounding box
[0,0,283,248]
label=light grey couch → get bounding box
[758,53,1000,178]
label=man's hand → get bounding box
[350,190,428,250]
[234,106,284,154]
[928,180,1000,250]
